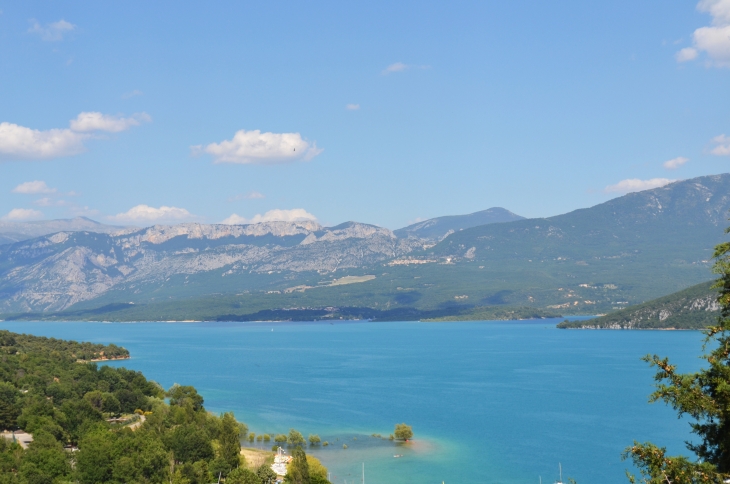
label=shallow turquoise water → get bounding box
[0,319,705,484]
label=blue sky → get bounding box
[1,1,729,229]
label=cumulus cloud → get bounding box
[70,112,151,133]
[12,180,56,194]
[676,0,730,67]
[0,123,86,160]
[122,90,143,99]
[2,208,44,221]
[109,205,194,223]
[227,191,265,202]
[0,112,150,161]
[221,208,317,225]
[193,129,323,165]
[28,19,75,41]
[381,62,430,75]
[604,178,676,194]
[676,47,699,62]
[345,104,360,110]
[710,134,730,155]
[663,156,690,169]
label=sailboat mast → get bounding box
[362,462,365,484]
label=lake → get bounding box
[0,319,705,484]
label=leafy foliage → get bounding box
[394,423,413,441]
[623,225,730,482]
[0,329,260,483]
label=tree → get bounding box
[257,463,278,484]
[18,430,71,484]
[285,446,310,484]
[308,434,321,446]
[166,424,214,463]
[219,412,242,469]
[227,467,262,484]
[167,384,204,412]
[0,382,20,430]
[394,423,413,441]
[288,429,306,446]
[274,434,287,445]
[624,231,730,482]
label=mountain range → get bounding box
[1,174,730,321]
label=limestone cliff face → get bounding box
[0,221,421,312]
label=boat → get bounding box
[554,463,564,484]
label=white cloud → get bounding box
[346,104,360,110]
[383,62,408,74]
[109,205,194,223]
[0,112,150,161]
[710,134,730,155]
[222,208,317,225]
[12,180,56,194]
[663,156,690,169]
[28,19,75,41]
[2,208,44,221]
[193,129,323,165]
[381,62,430,75]
[604,178,676,194]
[122,90,143,99]
[69,112,151,133]
[676,1,730,67]
[675,47,698,62]
[0,122,86,160]
[227,191,265,202]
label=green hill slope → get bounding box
[557,281,719,329]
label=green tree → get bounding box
[0,382,20,430]
[285,446,310,484]
[257,463,278,484]
[288,429,305,446]
[18,430,71,484]
[308,434,321,446]
[394,423,413,441]
[76,427,117,484]
[274,434,287,445]
[167,384,204,412]
[219,412,242,469]
[623,231,730,482]
[166,424,214,463]
[227,466,262,484]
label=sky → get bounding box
[0,1,729,229]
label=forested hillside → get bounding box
[0,330,327,483]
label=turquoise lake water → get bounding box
[0,319,706,484]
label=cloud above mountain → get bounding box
[0,112,151,161]
[69,112,151,133]
[676,0,730,67]
[2,208,44,221]
[28,19,75,42]
[12,181,57,194]
[604,178,676,194]
[710,134,730,155]
[109,205,194,223]
[193,129,323,165]
[222,208,317,225]
[663,157,689,169]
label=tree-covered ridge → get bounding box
[0,330,129,361]
[0,329,326,484]
[557,281,718,330]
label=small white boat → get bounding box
[554,463,564,484]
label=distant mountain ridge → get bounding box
[0,220,422,312]
[394,207,524,240]
[0,217,128,245]
[2,173,730,321]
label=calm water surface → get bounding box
[0,319,705,484]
